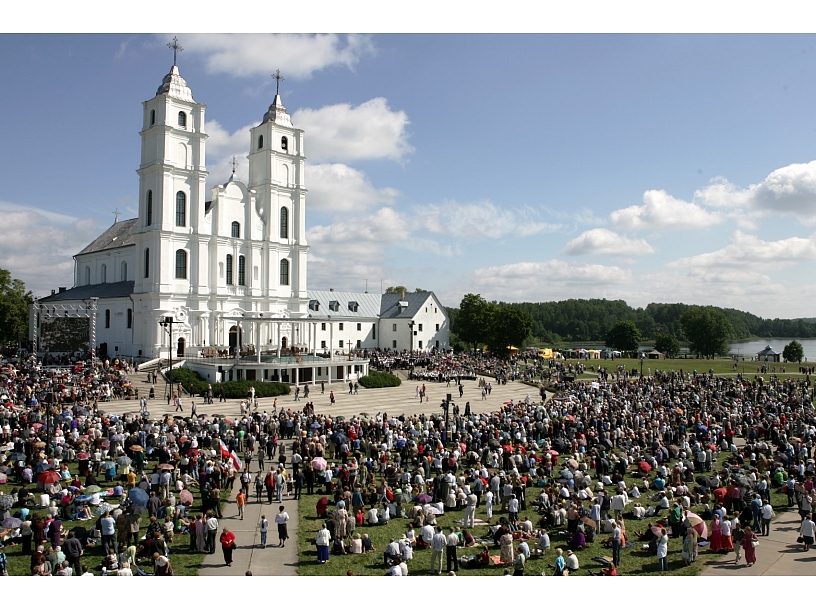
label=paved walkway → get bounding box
[701,506,813,576]
[198,459,300,576]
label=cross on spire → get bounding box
[112,208,121,224]
[230,156,239,174]
[168,36,184,66]
[272,69,285,95]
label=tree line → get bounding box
[448,296,816,357]
[0,267,32,349]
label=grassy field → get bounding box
[296,451,790,576]
[0,458,227,576]
[540,356,806,380]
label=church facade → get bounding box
[32,60,449,383]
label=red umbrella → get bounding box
[179,489,194,506]
[638,460,652,474]
[38,470,60,485]
[77,452,90,460]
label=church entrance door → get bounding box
[229,325,242,353]
[177,337,185,358]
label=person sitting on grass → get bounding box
[361,533,375,553]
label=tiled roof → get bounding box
[39,281,135,303]
[76,219,138,256]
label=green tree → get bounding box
[486,304,533,356]
[680,306,733,357]
[457,294,493,351]
[385,286,407,294]
[605,320,642,352]
[783,340,805,363]
[0,268,32,346]
[653,332,681,358]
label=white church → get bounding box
[32,56,449,385]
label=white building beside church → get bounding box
[32,59,449,384]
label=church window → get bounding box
[231,221,240,238]
[178,111,187,127]
[279,259,289,285]
[238,255,246,286]
[281,136,288,151]
[175,249,187,279]
[356,323,361,331]
[339,340,344,348]
[175,191,186,226]
[100,264,107,283]
[127,308,133,328]
[146,190,153,226]
[85,266,91,285]
[258,135,264,149]
[280,207,289,239]
[339,323,344,331]
[104,309,111,328]
[418,324,423,332]
[321,323,326,331]
[150,109,155,126]
[121,261,127,281]
[144,249,150,278]
[226,254,233,285]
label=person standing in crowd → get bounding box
[742,526,758,567]
[275,505,290,547]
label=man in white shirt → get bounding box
[384,538,401,565]
[760,500,775,536]
[117,560,133,576]
[566,549,579,572]
[445,527,459,573]
[430,526,446,574]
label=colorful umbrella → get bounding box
[2,517,22,528]
[128,488,149,507]
[311,457,327,471]
[685,513,708,539]
[638,461,652,474]
[116,456,132,466]
[38,470,61,485]
[179,489,194,506]
[158,464,174,471]
[83,485,102,494]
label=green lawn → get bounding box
[297,450,790,576]
[0,458,228,576]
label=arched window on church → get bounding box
[258,135,264,149]
[281,136,288,151]
[104,309,111,328]
[280,259,290,286]
[121,261,128,281]
[150,109,155,126]
[280,207,289,239]
[231,221,240,238]
[85,266,91,285]
[226,254,233,285]
[144,248,150,278]
[175,249,187,279]
[146,190,153,226]
[176,191,186,226]
[100,264,107,284]
[178,111,187,127]
[127,308,133,329]
[238,255,246,286]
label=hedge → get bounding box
[358,371,402,388]
[167,367,290,399]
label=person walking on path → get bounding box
[799,513,815,551]
[254,473,264,503]
[732,522,744,564]
[219,528,236,567]
[258,515,269,549]
[741,526,758,567]
[275,506,290,547]
[236,489,246,520]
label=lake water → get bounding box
[729,339,816,362]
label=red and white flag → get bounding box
[219,439,243,471]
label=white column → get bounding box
[256,321,262,364]
[276,322,281,357]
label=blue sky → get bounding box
[2,32,816,317]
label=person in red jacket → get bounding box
[220,528,236,566]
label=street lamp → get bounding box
[159,316,174,401]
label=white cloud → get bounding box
[562,228,655,256]
[610,189,724,230]
[669,230,816,268]
[470,259,632,302]
[0,202,102,295]
[307,163,399,212]
[293,98,413,163]
[203,120,254,189]
[418,200,560,241]
[307,207,407,291]
[695,160,816,216]
[179,34,375,80]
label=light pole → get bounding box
[159,316,174,401]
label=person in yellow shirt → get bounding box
[127,471,137,490]
[236,490,246,520]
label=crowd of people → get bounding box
[1,349,816,576]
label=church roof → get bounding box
[261,94,293,128]
[156,65,195,103]
[380,292,434,319]
[39,280,135,303]
[76,218,138,256]
[307,290,382,318]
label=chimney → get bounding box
[51,289,56,296]
[401,288,406,300]
[59,287,67,293]
[329,288,334,292]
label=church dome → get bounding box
[156,65,195,103]
[261,94,293,128]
